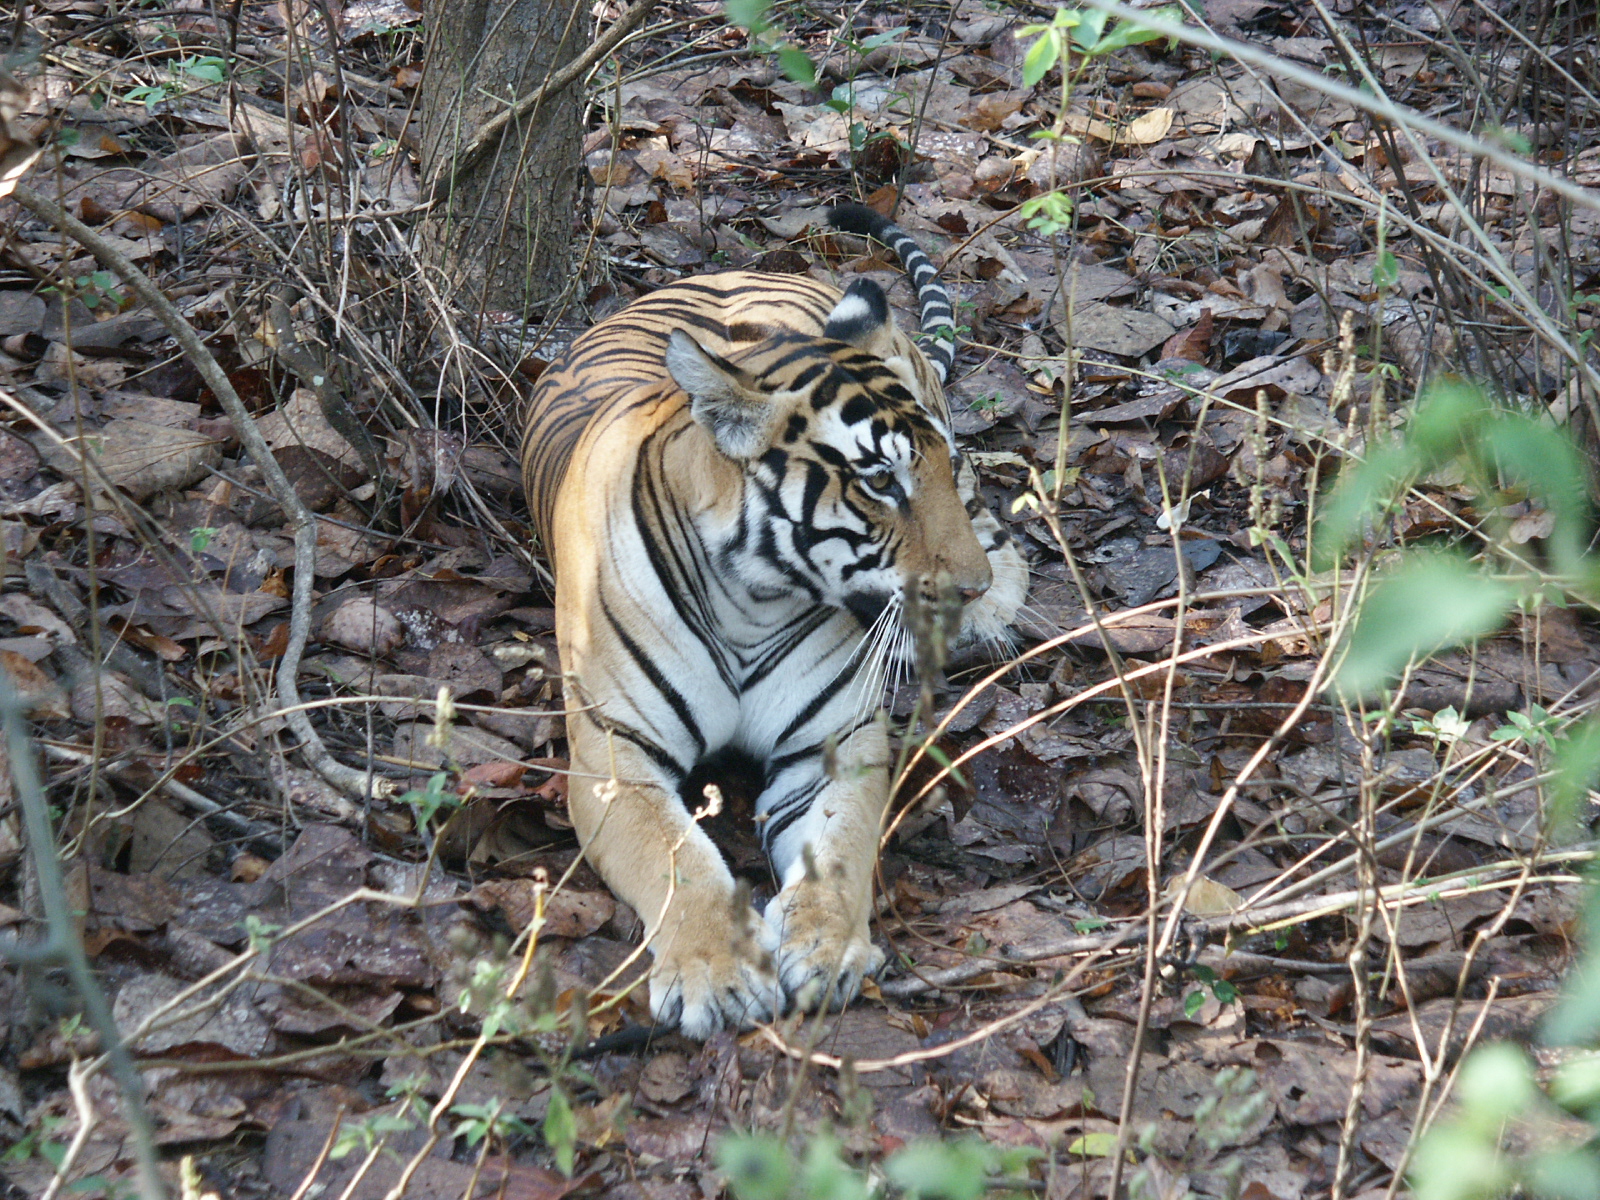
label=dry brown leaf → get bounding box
[51,419,221,501]
[0,592,75,646]
[257,387,361,467]
[1172,875,1245,916]
[1061,302,1176,357]
[313,517,383,577]
[319,596,402,656]
[1124,106,1175,144]
[113,971,272,1056]
[470,878,615,938]
[392,720,527,770]
[69,671,161,725]
[0,650,67,718]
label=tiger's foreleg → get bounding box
[565,714,783,1038]
[758,720,891,1012]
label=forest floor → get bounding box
[0,0,1596,1196]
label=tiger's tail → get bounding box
[826,203,956,385]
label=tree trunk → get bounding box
[420,0,588,320]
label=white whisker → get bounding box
[845,595,905,725]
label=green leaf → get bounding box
[1066,1131,1120,1158]
[1409,1125,1510,1200]
[1372,249,1400,290]
[1184,989,1206,1018]
[184,57,227,83]
[858,28,907,50]
[1408,379,1490,462]
[1551,1054,1600,1115]
[1531,1149,1600,1200]
[1088,10,1178,54]
[1090,22,1166,52]
[1069,8,1110,49]
[1455,1044,1534,1129]
[1483,414,1591,574]
[1336,553,1514,696]
[885,1140,996,1200]
[1545,883,1600,1047]
[1492,125,1534,156]
[1552,715,1600,830]
[717,1134,794,1200]
[1022,30,1060,88]
[1312,443,1417,568]
[777,44,816,87]
[800,1136,870,1200]
[543,1086,575,1177]
[724,0,769,32]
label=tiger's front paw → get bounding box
[648,910,783,1039]
[766,880,885,1013]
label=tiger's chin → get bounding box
[872,541,1030,672]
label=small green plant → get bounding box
[1184,964,1240,1017]
[1411,704,1472,747]
[724,0,816,86]
[718,1132,1039,1200]
[331,1108,419,1160]
[2,1113,67,1169]
[1407,1044,1600,1200]
[189,526,219,554]
[1128,1069,1269,1200]
[1316,379,1590,697]
[52,270,125,310]
[242,915,281,954]
[124,54,229,109]
[398,770,458,832]
[1019,7,1176,90]
[1490,703,1560,749]
[451,1099,535,1151]
[325,1076,430,1161]
[543,1085,577,1176]
[1016,7,1182,236]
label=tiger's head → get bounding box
[664,279,995,654]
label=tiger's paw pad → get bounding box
[649,915,783,1039]
[766,884,885,1013]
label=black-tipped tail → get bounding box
[826,203,956,385]
[827,202,897,241]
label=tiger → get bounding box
[519,203,1027,1037]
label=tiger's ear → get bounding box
[824,279,898,360]
[667,331,775,459]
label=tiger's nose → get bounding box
[958,578,990,604]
